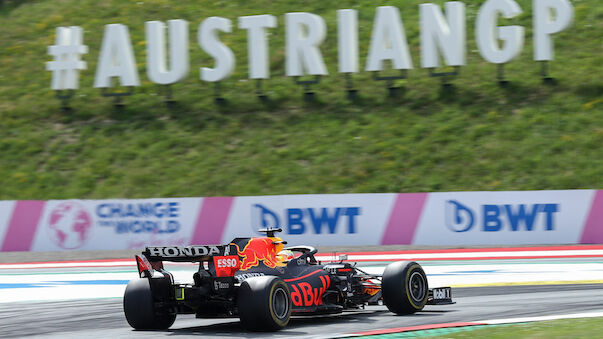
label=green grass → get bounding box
[357,317,603,338]
[0,0,601,199]
[425,317,603,339]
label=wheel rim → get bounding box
[408,271,426,303]
[272,287,289,320]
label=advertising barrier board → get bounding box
[221,193,394,246]
[412,190,594,246]
[0,190,601,251]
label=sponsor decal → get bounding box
[289,275,331,307]
[252,203,361,235]
[432,287,451,300]
[236,238,286,270]
[213,255,240,277]
[445,200,559,232]
[146,245,232,257]
[215,256,238,268]
[96,201,181,234]
[234,272,265,282]
[48,201,92,249]
[213,279,232,291]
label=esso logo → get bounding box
[216,257,238,268]
[213,255,240,277]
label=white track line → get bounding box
[481,311,603,324]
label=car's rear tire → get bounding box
[123,278,176,330]
[382,261,428,314]
[238,276,292,331]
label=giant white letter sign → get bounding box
[46,26,88,90]
[199,17,235,82]
[145,20,189,85]
[366,6,413,71]
[420,1,466,68]
[533,0,574,61]
[337,9,359,74]
[476,0,524,64]
[238,15,277,79]
[285,12,328,77]
[94,24,140,88]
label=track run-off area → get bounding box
[1,245,603,338]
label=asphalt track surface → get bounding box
[2,247,603,338]
[1,283,602,338]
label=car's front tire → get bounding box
[238,276,292,331]
[123,278,176,330]
[382,261,428,314]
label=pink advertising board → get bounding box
[0,190,600,251]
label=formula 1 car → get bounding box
[123,228,453,331]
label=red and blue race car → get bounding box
[123,228,452,331]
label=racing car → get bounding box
[123,228,453,331]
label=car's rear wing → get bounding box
[142,245,237,262]
[136,244,238,279]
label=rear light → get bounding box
[135,254,155,278]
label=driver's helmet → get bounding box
[276,249,295,262]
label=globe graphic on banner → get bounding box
[48,201,92,249]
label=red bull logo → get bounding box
[290,275,331,307]
[236,237,286,271]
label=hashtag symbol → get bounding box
[46,26,88,90]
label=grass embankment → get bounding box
[0,0,601,199]
[423,317,603,339]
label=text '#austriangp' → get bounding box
[46,0,574,91]
[96,202,181,234]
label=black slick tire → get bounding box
[123,278,176,330]
[382,261,428,314]
[238,276,292,331]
